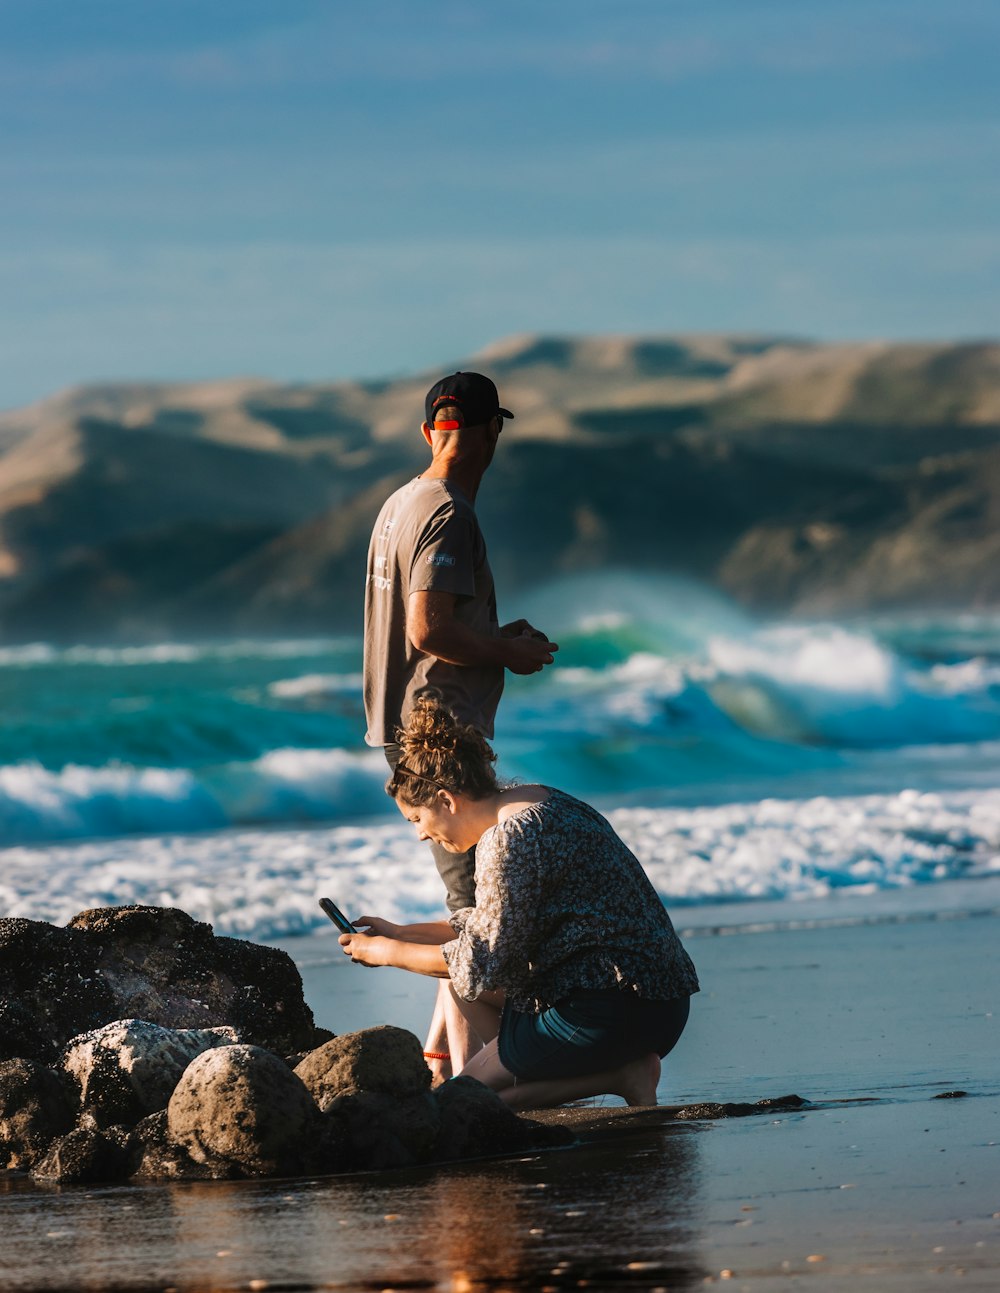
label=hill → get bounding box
[1,334,999,642]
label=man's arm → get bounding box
[408,590,557,675]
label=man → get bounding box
[363,370,557,1079]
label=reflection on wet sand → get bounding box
[408,1127,706,1291]
[0,1123,705,1291]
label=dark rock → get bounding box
[933,1089,969,1099]
[294,1025,431,1107]
[0,905,320,1064]
[130,1110,220,1181]
[31,1126,134,1184]
[62,1019,240,1129]
[672,1101,756,1120]
[323,1089,441,1171]
[672,1093,807,1120]
[431,1076,570,1162]
[68,906,318,1055]
[754,1094,807,1111]
[0,919,115,1063]
[285,1027,337,1068]
[212,932,319,1053]
[0,1059,78,1169]
[166,1043,319,1177]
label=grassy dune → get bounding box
[1,334,998,641]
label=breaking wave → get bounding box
[0,749,390,845]
[1,575,999,852]
[3,787,998,939]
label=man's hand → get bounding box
[503,633,558,675]
[500,618,548,640]
[500,619,558,674]
[338,932,388,967]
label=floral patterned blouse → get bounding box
[441,788,699,1014]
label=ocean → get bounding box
[2,572,999,940]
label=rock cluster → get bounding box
[2,1021,568,1184]
[0,905,320,1064]
[0,906,570,1183]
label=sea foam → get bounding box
[0,638,350,668]
[3,788,997,941]
[2,594,999,849]
[268,673,364,699]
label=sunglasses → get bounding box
[390,762,448,792]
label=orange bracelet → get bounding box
[423,1051,450,1061]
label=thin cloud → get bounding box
[2,230,998,409]
[0,2,978,96]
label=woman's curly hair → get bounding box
[388,695,498,805]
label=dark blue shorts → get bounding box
[497,990,691,1082]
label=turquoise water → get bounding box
[2,576,1000,846]
[1,575,999,937]
[0,640,362,772]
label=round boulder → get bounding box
[62,1018,240,1128]
[167,1044,318,1176]
[294,1025,430,1108]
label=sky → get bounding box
[1,0,998,409]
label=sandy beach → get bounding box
[2,876,996,1291]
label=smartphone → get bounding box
[318,897,357,934]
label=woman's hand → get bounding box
[338,931,450,979]
[338,932,391,967]
[352,914,400,939]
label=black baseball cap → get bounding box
[424,372,514,429]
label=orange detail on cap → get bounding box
[433,419,462,429]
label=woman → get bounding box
[339,698,698,1110]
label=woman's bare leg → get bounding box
[448,984,503,1048]
[459,1040,661,1111]
[422,983,454,1084]
[500,1052,661,1111]
[424,986,504,1084]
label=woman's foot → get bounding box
[488,1050,662,1112]
[615,1051,661,1106]
[424,1052,452,1087]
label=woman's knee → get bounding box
[456,1039,516,1092]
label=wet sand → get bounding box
[2,879,998,1290]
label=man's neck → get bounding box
[421,456,485,503]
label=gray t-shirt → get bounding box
[363,476,504,746]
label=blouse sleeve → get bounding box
[440,815,544,1001]
[448,906,474,934]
